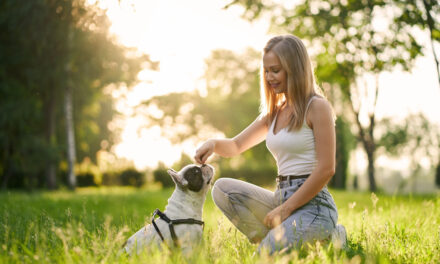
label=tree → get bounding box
[0,0,149,190]
[228,0,425,191]
[393,0,440,188]
[393,0,440,88]
[378,113,440,190]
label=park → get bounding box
[1,0,439,263]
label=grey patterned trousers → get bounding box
[211,177,338,254]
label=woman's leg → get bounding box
[211,178,279,243]
[258,181,338,254]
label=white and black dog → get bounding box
[123,164,215,255]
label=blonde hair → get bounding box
[260,35,323,131]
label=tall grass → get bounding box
[0,187,439,263]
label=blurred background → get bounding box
[0,0,439,194]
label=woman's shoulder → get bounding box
[309,96,332,110]
[306,97,335,127]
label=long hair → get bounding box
[260,35,323,131]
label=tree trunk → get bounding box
[65,84,76,190]
[366,148,377,192]
[330,117,349,189]
[44,90,57,190]
[435,157,440,188]
[1,144,12,190]
[348,76,379,192]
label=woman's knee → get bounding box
[211,178,231,205]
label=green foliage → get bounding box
[153,163,174,188]
[378,113,440,161]
[76,173,97,187]
[119,169,145,188]
[101,169,145,188]
[330,117,356,189]
[0,0,149,189]
[0,188,439,263]
[393,0,440,84]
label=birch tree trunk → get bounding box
[65,83,76,190]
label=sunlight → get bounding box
[99,0,269,169]
[99,0,439,171]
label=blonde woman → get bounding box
[194,35,346,254]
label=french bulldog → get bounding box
[123,164,215,255]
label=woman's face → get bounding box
[263,50,287,94]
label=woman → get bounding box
[194,35,346,254]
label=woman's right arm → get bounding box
[194,115,269,164]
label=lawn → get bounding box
[0,186,439,263]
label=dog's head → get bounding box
[167,164,214,193]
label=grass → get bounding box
[0,186,439,263]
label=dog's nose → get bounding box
[201,164,206,168]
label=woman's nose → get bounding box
[266,72,273,81]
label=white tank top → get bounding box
[265,97,317,176]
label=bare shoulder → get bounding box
[310,97,332,112]
[306,97,334,128]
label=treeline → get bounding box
[0,0,154,190]
[1,0,439,192]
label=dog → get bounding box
[123,164,215,255]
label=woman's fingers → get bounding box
[195,148,207,164]
[194,150,204,164]
[201,149,213,164]
[195,140,214,164]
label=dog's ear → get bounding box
[167,168,188,188]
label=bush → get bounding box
[101,169,145,187]
[101,172,120,186]
[119,169,145,187]
[76,172,98,187]
[153,168,174,188]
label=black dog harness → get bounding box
[151,209,204,248]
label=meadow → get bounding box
[0,186,439,263]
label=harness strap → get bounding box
[151,209,204,248]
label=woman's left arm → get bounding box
[263,98,336,228]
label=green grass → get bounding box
[0,187,439,263]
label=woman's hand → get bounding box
[194,139,216,164]
[263,205,291,229]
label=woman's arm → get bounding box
[194,115,269,164]
[264,98,336,228]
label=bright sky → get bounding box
[98,0,440,170]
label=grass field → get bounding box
[0,186,439,263]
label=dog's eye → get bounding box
[193,167,202,175]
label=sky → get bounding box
[96,0,440,170]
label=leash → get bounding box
[151,208,204,248]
